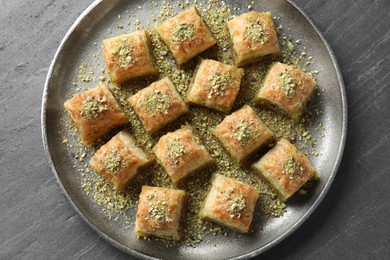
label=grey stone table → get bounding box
[1,0,389,259]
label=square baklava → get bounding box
[254,62,317,122]
[252,138,316,200]
[64,84,129,144]
[128,77,188,134]
[90,130,150,190]
[212,105,274,163]
[199,174,259,233]
[226,11,280,67]
[103,30,157,85]
[153,126,213,184]
[135,186,187,240]
[156,6,216,65]
[187,59,244,113]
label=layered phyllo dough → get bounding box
[90,130,150,190]
[128,77,188,133]
[252,138,316,200]
[254,62,317,122]
[103,30,157,84]
[135,186,188,240]
[212,105,274,163]
[64,84,128,144]
[156,6,216,65]
[187,59,244,113]
[226,11,280,67]
[199,174,259,233]
[153,126,213,184]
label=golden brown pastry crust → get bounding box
[199,174,259,233]
[212,105,275,163]
[63,84,128,144]
[89,130,150,190]
[226,12,280,67]
[128,77,188,134]
[252,138,316,200]
[153,126,213,183]
[135,186,187,240]
[103,31,157,85]
[187,59,244,113]
[156,6,216,65]
[254,62,317,122]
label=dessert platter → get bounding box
[42,0,347,259]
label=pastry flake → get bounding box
[252,138,316,200]
[199,174,259,233]
[254,62,317,122]
[212,105,274,163]
[64,84,129,144]
[135,186,188,240]
[187,59,244,113]
[226,11,280,67]
[153,126,213,184]
[103,30,157,85]
[128,77,188,134]
[89,130,150,190]
[156,6,217,65]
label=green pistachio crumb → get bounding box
[147,198,173,224]
[226,192,247,219]
[232,119,252,144]
[113,38,134,69]
[167,137,186,164]
[245,19,269,44]
[283,157,304,176]
[171,22,195,43]
[142,89,172,116]
[81,95,109,119]
[206,72,233,98]
[278,71,297,97]
[101,150,123,174]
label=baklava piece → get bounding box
[252,138,316,201]
[199,174,259,233]
[103,30,157,85]
[156,6,216,65]
[254,62,317,122]
[187,59,244,113]
[153,126,213,184]
[128,78,188,134]
[64,84,128,144]
[226,11,280,67]
[90,130,150,190]
[212,105,274,163]
[135,186,187,240]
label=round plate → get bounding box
[41,0,347,259]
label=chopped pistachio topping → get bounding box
[142,89,172,116]
[167,137,186,164]
[146,196,173,224]
[232,118,252,144]
[171,22,195,43]
[225,188,233,196]
[81,95,109,119]
[279,71,297,97]
[201,1,232,63]
[113,38,134,69]
[101,150,123,174]
[226,193,247,219]
[206,72,233,99]
[244,19,269,44]
[283,156,304,176]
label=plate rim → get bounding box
[41,0,348,259]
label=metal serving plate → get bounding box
[41,0,347,259]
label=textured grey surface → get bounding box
[0,0,389,259]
